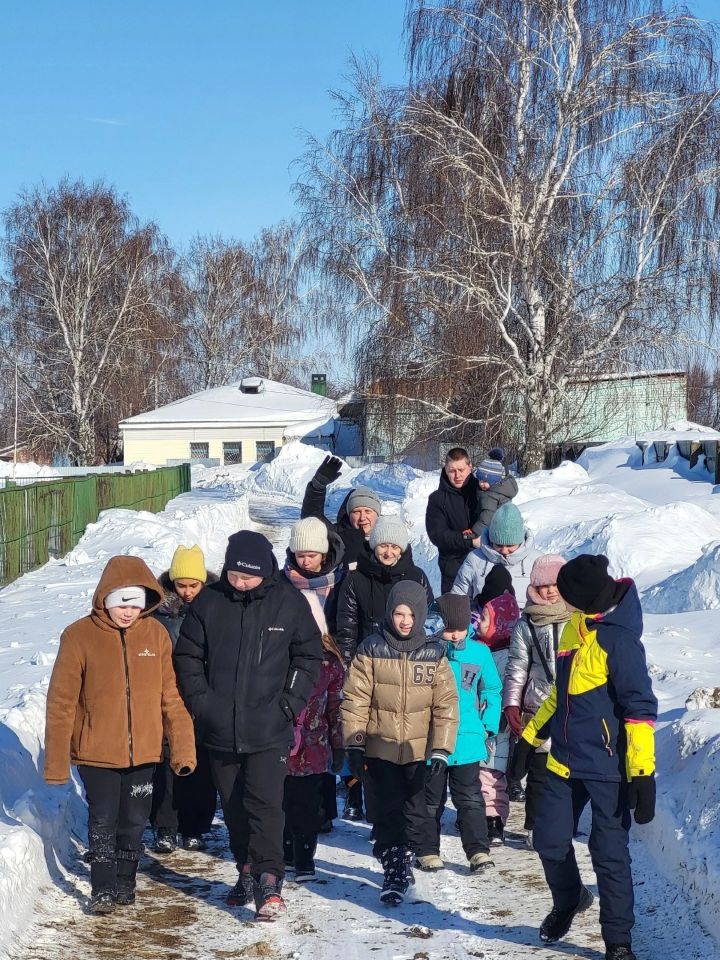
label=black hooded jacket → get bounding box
[173,556,323,754]
[425,471,481,590]
[335,548,434,663]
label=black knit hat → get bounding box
[477,564,515,606]
[437,594,471,632]
[224,530,275,580]
[556,554,618,614]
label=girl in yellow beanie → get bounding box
[151,544,219,853]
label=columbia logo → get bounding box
[138,648,156,657]
[268,626,284,632]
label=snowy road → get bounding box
[9,800,715,960]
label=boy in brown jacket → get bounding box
[44,555,196,915]
[342,580,458,905]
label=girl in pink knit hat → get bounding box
[502,554,570,848]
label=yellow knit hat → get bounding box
[169,544,207,583]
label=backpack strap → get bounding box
[527,620,554,684]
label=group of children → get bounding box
[43,472,655,960]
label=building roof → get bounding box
[119,378,337,433]
[636,420,720,443]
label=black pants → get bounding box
[151,744,217,837]
[534,773,634,945]
[208,747,287,877]
[320,772,338,822]
[420,761,489,858]
[78,764,155,894]
[364,758,427,856]
[283,773,323,839]
[524,751,549,830]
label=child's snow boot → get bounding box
[226,864,254,906]
[293,835,317,882]
[115,856,138,906]
[254,872,286,921]
[379,846,410,905]
[469,851,494,873]
[508,778,526,801]
[415,854,444,871]
[153,828,177,854]
[486,815,505,845]
[539,886,594,943]
[605,946,637,960]
[89,891,115,915]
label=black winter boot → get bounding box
[606,946,637,960]
[486,816,505,845]
[539,886,594,943]
[293,834,317,882]
[378,846,410,906]
[226,864,254,907]
[115,855,139,906]
[253,872,286,921]
[508,779,526,802]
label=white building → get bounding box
[119,377,337,466]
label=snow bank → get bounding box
[644,541,720,614]
[650,708,720,941]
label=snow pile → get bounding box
[644,541,720,614]
[0,461,59,480]
[245,441,330,500]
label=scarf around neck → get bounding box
[523,598,569,628]
[284,561,342,603]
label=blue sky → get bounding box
[0,1,716,249]
[0,2,407,247]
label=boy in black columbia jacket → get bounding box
[175,531,323,921]
[518,555,657,960]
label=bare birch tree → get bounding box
[300,0,720,469]
[182,223,305,390]
[3,179,175,465]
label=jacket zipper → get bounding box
[601,718,614,756]
[120,629,134,766]
[257,630,264,665]
[399,652,407,764]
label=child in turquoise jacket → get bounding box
[415,593,502,874]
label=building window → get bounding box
[189,442,209,462]
[223,442,242,465]
[255,440,276,463]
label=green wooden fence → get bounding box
[0,464,191,586]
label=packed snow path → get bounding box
[9,800,715,960]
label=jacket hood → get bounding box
[438,469,479,498]
[383,580,429,651]
[479,529,533,567]
[591,579,642,638]
[285,527,345,575]
[356,544,415,582]
[157,570,219,618]
[91,556,163,625]
[472,591,520,650]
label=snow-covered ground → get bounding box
[1,438,719,958]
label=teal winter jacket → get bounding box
[442,628,502,766]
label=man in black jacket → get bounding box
[174,530,323,921]
[301,455,382,568]
[425,448,481,593]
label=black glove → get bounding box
[331,749,346,774]
[347,748,365,779]
[314,455,343,487]
[510,737,535,782]
[627,774,656,825]
[429,751,449,778]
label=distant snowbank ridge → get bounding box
[0,438,719,947]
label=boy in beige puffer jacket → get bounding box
[342,580,458,905]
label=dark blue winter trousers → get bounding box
[533,772,634,946]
